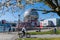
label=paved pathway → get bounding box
[1,33,60,40]
[0,32,18,40]
[31,34,60,38]
[27,29,53,32]
[0,29,60,40]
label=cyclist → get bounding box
[22,26,26,36]
[20,26,30,38]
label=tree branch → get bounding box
[45,0,57,9]
[55,0,58,6]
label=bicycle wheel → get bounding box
[19,33,23,38]
[26,33,31,38]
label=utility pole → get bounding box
[18,14,20,34]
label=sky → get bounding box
[0,1,60,22]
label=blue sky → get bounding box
[0,1,60,22]
[24,2,60,20]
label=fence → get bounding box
[0,26,9,32]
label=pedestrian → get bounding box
[9,27,11,32]
[13,28,15,32]
[54,27,57,34]
[8,24,11,32]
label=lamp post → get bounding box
[18,14,20,34]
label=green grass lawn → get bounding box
[17,29,60,40]
[18,29,60,35]
[17,38,60,40]
[27,29,60,35]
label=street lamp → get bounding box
[18,14,20,34]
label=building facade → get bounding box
[40,18,60,27]
[16,9,40,30]
[24,9,39,28]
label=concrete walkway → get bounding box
[1,32,60,40]
[31,34,60,38]
[0,29,59,40]
[27,29,53,32]
[0,32,18,40]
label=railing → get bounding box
[0,26,9,32]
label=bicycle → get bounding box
[18,32,31,38]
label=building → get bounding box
[0,20,17,32]
[40,18,60,27]
[24,9,39,28]
[16,9,40,30]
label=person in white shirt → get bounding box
[22,26,26,36]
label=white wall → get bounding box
[40,18,57,26]
[40,20,48,26]
[46,18,56,26]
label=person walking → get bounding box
[54,27,57,34]
[9,27,11,32]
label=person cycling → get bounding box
[22,26,26,36]
[20,26,31,38]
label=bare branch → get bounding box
[45,0,57,9]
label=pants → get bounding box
[22,31,25,36]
